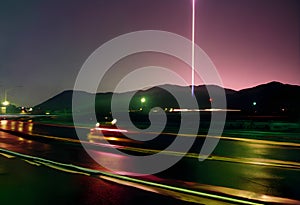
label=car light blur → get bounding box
[94,127,128,133]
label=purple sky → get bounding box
[0,0,299,106]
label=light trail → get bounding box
[0,148,264,205]
[2,148,299,204]
[3,125,300,170]
[191,0,195,96]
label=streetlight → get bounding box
[1,100,10,114]
[252,101,257,114]
[139,97,146,111]
[2,101,10,106]
[0,86,22,114]
[1,86,22,105]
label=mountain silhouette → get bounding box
[33,81,300,118]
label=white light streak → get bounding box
[192,0,195,96]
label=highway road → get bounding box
[0,153,196,205]
[0,120,300,204]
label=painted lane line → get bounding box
[0,148,265,205]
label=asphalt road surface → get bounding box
[0,120,300,204]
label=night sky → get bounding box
[0,0,299,106]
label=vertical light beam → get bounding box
[191,0,195,96]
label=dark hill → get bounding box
[33,82,300,118]
[227,82,300,115]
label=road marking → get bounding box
[2,148,300,204]
[0,148,266,205]
[2,119,300,147]
[146,131,300,148]
[1,127,300,170]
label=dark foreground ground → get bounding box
[0,155,200,205]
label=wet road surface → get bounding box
[0,120,300,204]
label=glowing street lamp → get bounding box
[2,100,10,106]
[139,97,146,111]
[1,100,9,114]
[1,85,22,106]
